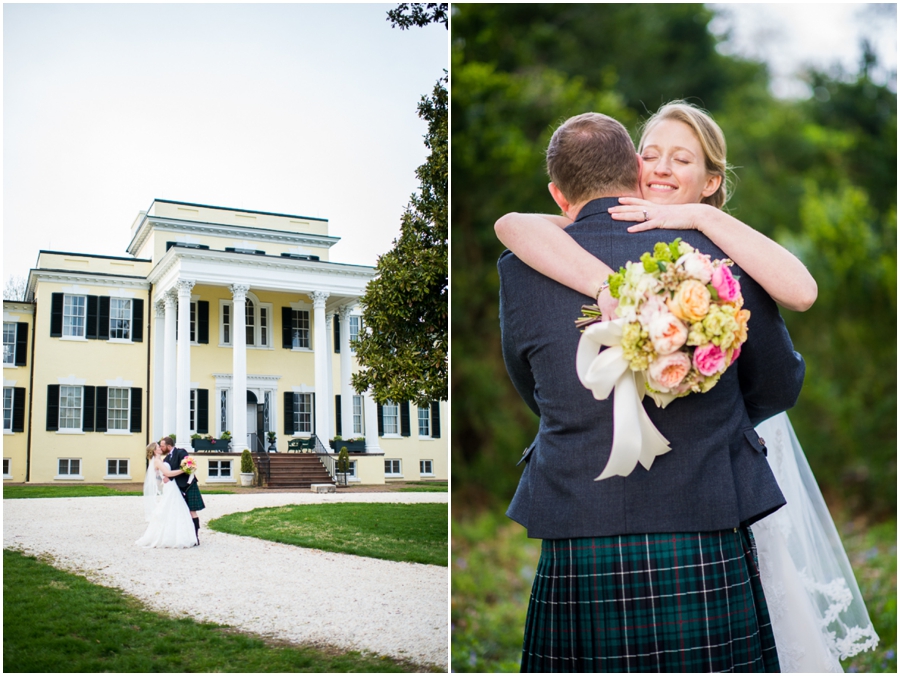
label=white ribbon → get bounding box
[576,318,673,480]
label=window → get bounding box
[107,459,129,477]
[418,406,430,437]
[58,458,81,476]
[349,315,362,343]
[3,323,15,365]
[59,386,83,430]
[291,310,310,348]
[107,388,130,431]
[190,389,196,432]
[343,460,358,479]
[293,393,313,434]
[385,459,402,476]
[246,299,255,346]
[63,295,86,337]
[220,389,228,436]
[260,307,268,346]
[3,458,9,476]
[222,297,272,347]
[209,460,233,479]
[420,460,434,476]
[3,388,12,431]
[109,298,132,340]
[222,304,230,344]
[352,395,364,435]
[382,401,399,435]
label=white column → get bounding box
[163,290,177,438]
[339,305,354,439]
[363,389,382,453]
[325,310,336,439]
[175,279,195,449]
[152,299,166,441]
[231,284,249,453]
[311,291,330,443]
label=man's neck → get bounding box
[566,190,641,221]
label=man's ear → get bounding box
[548,182,572,215]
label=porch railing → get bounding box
[312,435,343,485]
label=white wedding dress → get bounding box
[136,459,197,549]
[751,413,879,672]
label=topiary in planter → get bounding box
[241,449,254,474]
[338,447,350,474]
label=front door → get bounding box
[246,400,257,451]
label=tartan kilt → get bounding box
[181,480,205,512]
[521,527,780,673]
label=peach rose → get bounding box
[734,308,750,344]
[648,313,688,356]
[648,351,692,391]
[667,279,711,322]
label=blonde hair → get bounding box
[638,101,732,209]
[146,442,159,461]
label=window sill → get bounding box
[420,473,435,478]
[4,430,14,435]
[3,475,12,480]
[381,434,402,439]
[54,475,84,481]
[56,429,85,435]
[104,475,132,480]
[107,338,133,345]
[290,347,313,353]
[104,430,132,436]
[3,363,19,369]
[385,474,404,479]
[60,335,87,342]
[417,436,436,441]
[206,477,236,483]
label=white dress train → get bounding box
[136,460,197,549]
[751,413,879,672]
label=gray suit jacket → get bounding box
[499,197,805,539]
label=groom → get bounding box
[159,436,205,544]
[498,112,805,672]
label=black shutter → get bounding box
[12,387,25,432]
[197,301,209,344]
[130,388,142,433]
[196,389,208,434]
[46,385,59,431]
[431,401,441,438]
[282,307,293,348]
[82,386,95,432]
[50,293,63,337]
[377,403,384,436]
[335,395,342,436]
[86,296,99,339]
[15,323,28,366]
[132,298,144,342]
[284,391,294,435]
[333,315,340,352]
[95,387,108,433]
[98,297,110,340]
[400,401,411,437]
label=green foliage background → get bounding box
[450,4,897,516]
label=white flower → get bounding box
[677,252,714,284]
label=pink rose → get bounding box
[711,265,741,303]
[648,313,688,356]
[648,351,692,391]
[678,252,714,284]
[693,342,727,376]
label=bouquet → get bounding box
[181,456,197,484]
[575,239,750,480]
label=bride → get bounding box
[495,100,878,672]
[136,442,198,548]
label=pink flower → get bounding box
[711,265,741,303]
[693,342,727,376]
[678,252,714,284]
[648,351,692,391]
[648,313,688,356]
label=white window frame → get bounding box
[418,406,431,438]
[290,309,311,350]
[3,458,11,479]
[352,395,364,436]
[341,460,358,482]
[56,457,83,480]
[3,387,12,433]
[384,459,402,477]
[420,459,434,477]
[382,401,399,437]
[106,387,130,432]
[108,298,133,342]
[348,315,362,352]
[189,389,197,434]
[3,323,16,366]
[105,458,131,479]
[208,459,235,483]
[58,385,84,432]
[292,392,313,436]
[220,294,273,349]
[62,294,87,339]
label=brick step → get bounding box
[252,453,333,489]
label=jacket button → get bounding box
[758,438,765,446]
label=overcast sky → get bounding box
[3,3,447,284]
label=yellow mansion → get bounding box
[3,199,447,487]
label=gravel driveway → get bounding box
[3,492,449,669]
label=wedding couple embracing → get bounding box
[136,436,205,549]
[497,103,877,672]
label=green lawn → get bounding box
[3,485,235,499]
[451,508,897,673]
[211,503,448,566]
[395,481,448,492]
[3,549,433,673]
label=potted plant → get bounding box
[328,435,343,451]
[240,449,255,487]
[267,431,277,452]
[337,446,350,487]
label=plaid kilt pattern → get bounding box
[521,527,780,673]
[181,480,205,512]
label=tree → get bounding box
[4,275,26,301]
[387,3,447,30]
[352,7,447,406]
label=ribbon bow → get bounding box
[575,318,673,480]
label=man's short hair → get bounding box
[161,436,174,449]
[546,112,639,205]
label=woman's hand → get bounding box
[608,197,711,233]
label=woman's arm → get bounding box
[609,199,818,311]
